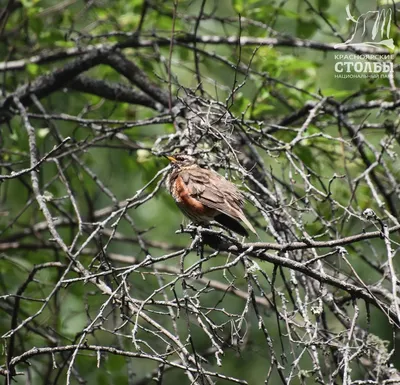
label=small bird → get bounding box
[166,154,257,237]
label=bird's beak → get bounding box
[166,156,177,163]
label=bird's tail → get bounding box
[215,213,251,237]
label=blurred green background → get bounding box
[1,0,399,384]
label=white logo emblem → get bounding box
[334,5,395,50]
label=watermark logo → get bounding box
[334,5,395,50]
[333,5,397,79]
[334,56,393,79]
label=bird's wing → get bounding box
[181,169,241,209]
[180,169,257,235]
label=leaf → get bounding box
[29,17,43,35]
[37,128,49,138]
[137,149,151,163]
[233,0,244,14]
[42,191,54,202]
[296,18,320,39]
[20,0,37,8]
[26,63,39,77]
[10,132,19,142]
[317,0,330,11]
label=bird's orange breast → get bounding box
[174,175,215,216]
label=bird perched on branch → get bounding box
[166,154,257,237]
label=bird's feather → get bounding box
[214,213,248,237]
[180,168,257,235]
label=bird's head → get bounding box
[166,154,197,169]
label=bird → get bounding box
[165,153,257,237]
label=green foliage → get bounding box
[1,0,399,384]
